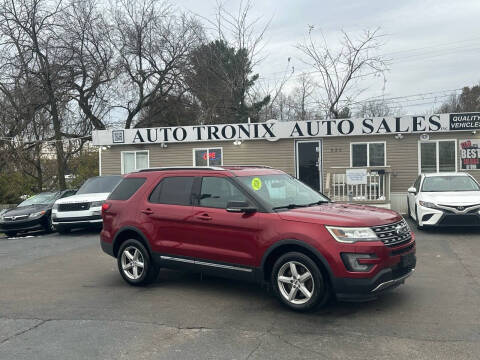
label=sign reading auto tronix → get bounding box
[460,139,480,170]
[92,112,480,145]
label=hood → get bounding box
[421,191,480,205]
[277,202,402,227]
[2,203,51,216]
[54,193,110,205]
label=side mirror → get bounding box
[226,201,257,214]
[407,187,417,194]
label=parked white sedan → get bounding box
[407,172,480,228]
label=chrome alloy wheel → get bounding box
[277,261,314,305]
[121,246,145,280]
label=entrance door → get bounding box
[296,140,322,191]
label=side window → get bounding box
[198,177,248,209]
[109,178,146,201]
[149,177,194,206]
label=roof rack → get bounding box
[221,165,273,169]
[138,166,226,172]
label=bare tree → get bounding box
[356,99,393,117]
[110,0,203,128]
[297,27,388,119]
[61,0,118,130]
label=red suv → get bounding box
[100,166,416,311]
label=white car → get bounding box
[52,175,122,233]
[406,172,480,228]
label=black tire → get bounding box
[271,252,329,312]
[117,239,159,286]
[56,225,71,234]
[415,206,424,230]
[407,199,412,219]
[5,231,17,237]
[44,216,55,233]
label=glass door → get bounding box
[296,140,322,191]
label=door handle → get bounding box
[141,208,153,215]
[196,214,212,221]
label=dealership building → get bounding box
[92,112,480,213]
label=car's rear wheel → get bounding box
[117,239,159,286]
[271,252,329,311]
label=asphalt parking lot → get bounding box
[0,220,479,360]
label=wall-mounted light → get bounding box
[394,133,404,140]
[101,146,111,150]
[233,140,242,146]
[160,143,168,148]
[472,130,477,135]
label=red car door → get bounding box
[190,176,263,268]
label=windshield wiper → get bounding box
[272,204,308,211]
[306,200,329,207]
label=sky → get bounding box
[174,0,480,115]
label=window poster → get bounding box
[460,140,480,170]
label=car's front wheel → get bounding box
[271,252,329,311]
[56,225,71,234]
[117,239,159,286]
[5,231,17,238]
[415,205,424,230]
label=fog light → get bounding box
[341,253,376,272]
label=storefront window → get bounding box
[122,151,149,174]
[420,140,456,173]
[351,142,385,167]
[193,148,223,166]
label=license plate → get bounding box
[401,253,416,268]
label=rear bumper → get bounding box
[332,254,416,301]
[100,239,114,257]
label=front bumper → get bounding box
[331,237,416,301]
[333,264,416,301]
[52,208,103,228]
[0,217,46,233]
[417,205,480,227]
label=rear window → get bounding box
[149,177,194,206]
[109,178,147,200]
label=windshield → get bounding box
[421,176,480,192]
[237,174,329,210]
[18,192,60,207]
[77,176,122,195]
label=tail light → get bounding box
[101,203,111,212]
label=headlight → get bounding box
[326,226,379,243]
[90,201,104,208]
[29,210,46,218]
[53,203,59,210]
[418,201,438,209]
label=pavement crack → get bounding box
[0,319,50,346]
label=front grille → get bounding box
[58,203,90,212]
[438,204,480,213]
[439,215,480,226]
[3,215,29,222]
[371,219,412,247]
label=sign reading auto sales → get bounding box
[460,139,480,170]
[92,112,480,145]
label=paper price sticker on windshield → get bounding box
[251,177,262,191]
